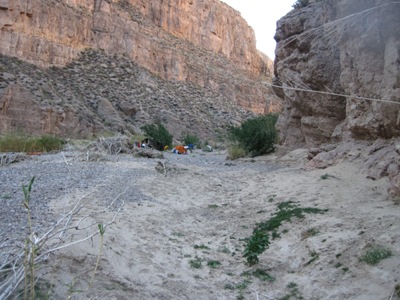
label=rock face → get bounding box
[274,0,400,200]
[0,0,281,139]
[274,0,400,148]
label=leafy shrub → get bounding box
[189,257,203,269]
[37,135,65,152]
[207,260,221,269]
[181,133,200,148]
[0,134,64,152]
[243,230,270,266]
[252,269,275,282]
[229,114,278,157]
[140,123,173,151]
[227,144,246,160]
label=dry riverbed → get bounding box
[1,148,399,299]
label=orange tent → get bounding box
[175,145,187,154]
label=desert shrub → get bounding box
[229,114,278,157]
[181,133,200,148]
[0,134,64,152]
[227,144,246,160]
[140,123,173,151]
[37,135,65,152]
[243,230,270,266]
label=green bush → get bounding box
[243,230,270,266]
[37,135,65,152]
[0,134,64,152]
[229,114,278,157]
[181,133,200,148]
[140,123,173,151]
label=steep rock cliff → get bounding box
[0,0,281,138]
[274,0,400,200]
[274,0,400,147]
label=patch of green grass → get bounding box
[194,244,210,250]
[243,230,270,266]
[252,269,275,282]
[207,260,221,269]
[218,246,231,254]
[208,204,219,209]
[301,228,319,240]
[360,245,392,265]
[224,283,235,290]
[271,230,281,240]
[189,257,203,269]
[305,251,319,266]
[243,201,328,265]
[235,278,251,291]
[256,201,328,233]
[278,282,304,300]
[395,284,400,297]
[0,134,65,152]
[228,144,247,160]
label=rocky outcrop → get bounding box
[0,0,281,136]
[274,0,400,200]
[274,0,400,148]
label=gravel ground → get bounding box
[0,149,281,244]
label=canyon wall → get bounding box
[274,0,400,148]
[274,0,400,200]
[0,0,281,139]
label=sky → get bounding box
[220,0,295,59]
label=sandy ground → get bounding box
[19,149,400,299]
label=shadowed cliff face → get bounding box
[274,0,400,201]
[0,0,281,138]
[274,0,400,148]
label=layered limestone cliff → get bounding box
[274,0,400,200]
[0,0,281,139]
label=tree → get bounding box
[140,123,173,151]
[229,114,278,157]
